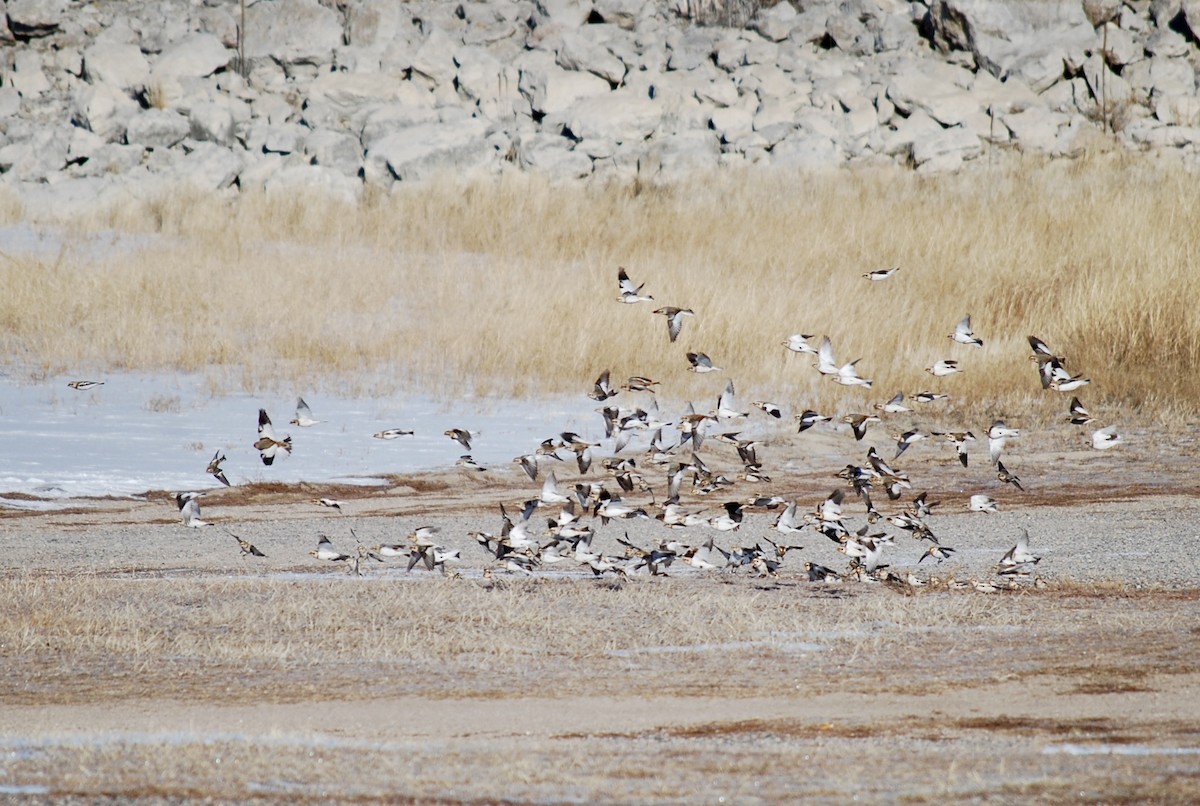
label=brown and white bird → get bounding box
[925,359,962,377]
[1068,397,1095,426]
[254,409,292,465]
[67,380,104,390]
[589,370,619,401]
[987,420,1019,465]
[874,392,910,414]
[782,333,818,354]
[445,428,476,451]
[653,306,694,342]
[996,460,1024,491]
[373,428,414,439]
[176,492,210,528]
[229,530,266,557]
[933,430,976,468]
[206,450,231,486]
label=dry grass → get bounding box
[2,153,1199,420]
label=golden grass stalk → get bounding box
[1,152,1197,418]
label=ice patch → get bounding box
[1043,744,1200,756]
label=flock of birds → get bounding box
[72,266,1118,591]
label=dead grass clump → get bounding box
[4,155,1200,419]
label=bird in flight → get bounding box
[616,267,654,303]
[206,450,230,486]
[948,314,983,347]
[253,409,292,465]
[862,267,899,281]
[290,397,322,427]
[653,306,695,342]
[686,352,721,373]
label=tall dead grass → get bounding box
[2,153,1197,418]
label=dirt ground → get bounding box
[3,427,1200,803]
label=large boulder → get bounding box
[243,0,342,68]
[125,108,191,149]
[82,42,150,94]
[929,0,1096,90]
[887,62,980,126]
[5,0,67,38]
[364,118,494,183]
[563,90,660,142]
[151,33,231,81]
[519,61,611,116]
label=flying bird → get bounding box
[290,397,321,427]
[1068,397,1095,426]
[229,530,266,557]
[862,267,899,281]
[996,460,1024,491]
[969,494,998,513]
[310,534,351,562]
[589,370,618,401]
[795,410,831,433]
[653,306,694,342]
[987,420,1020,465]
[874,392,910,414]
[616,267,654,303]
[948,314,983,347]
[67,380,104,390]
[373,428,414,439]
[753,400,782,419]
[1091,426,1122,450]
[445,428,476,451]
[176,492,210,528]
[206,450,230,486]
[253,409,292,465]
[686,352,721,373]
[925,359,962,377]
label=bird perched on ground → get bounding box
[653,306,694,342]
[254,409,292,465]
[948,314,983,347]
[315,498,343,510]
[206,450,230,486]
[290,397,321,427]
[616,267,654,303]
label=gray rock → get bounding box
[364,118,493,183]
[532,0,594,29]
[1002,106,1070,152]
[264,164,362,203]
[517,132,594,178]
[71,83,139,142]
[70,143,144,178]
[591,0,644,30]
[357,102,441,150]
[411,26,461,89]
[558,31,627,85]
[751,1,799,42]
[825,12,873,56]
[242,122,308,155]
[770,132,845,171]
[520,62,611,116]
[173,141,243,190]
[0,124,68,181]
[0,88,21,119]
[243,0,342,67]
[152,33,231,80]
[189,101,237,146]
[196,6,240,49]
[5,0,67,38]
[710,103,755,143]
[1148,57,1197,97]
[10,48,51,96]
[637,130,721,183]
[125,108,191,149]
[564,90,661,142]
[911,126,981,170]
[1154,94,1200,126]
[1145,28,1191,59]
[1098,23,1141,68]
[887,62,979,126]
[346,0,406,49]
[930,0,1095,89]
[1150,0,1181,25]
[302,129,363,177]
[882,108,944,155]
[83,42,149,94]
[666,29,716,71]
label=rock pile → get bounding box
[1,0,1198,214]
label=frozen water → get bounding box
[0,372,610,502]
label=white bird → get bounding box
[1091,426,1122,450]
[874,392,910,414]
[782,333,818,354]
[714,380,747,420]
[1050,374,1091,393]
[539,471,571,505]
[616,267,654,304]
[998,528,1040,570]
[814,336,839,376]
[862,267,899,281]
[686,352,722,373]
[987,420,1020,465]
[925,359,962,377]
[373,428,414,439]
[753,400,783,419]
[176,492,210,528]
[969,494,998,513]
[949,314,983,347]
[290,397,322,427]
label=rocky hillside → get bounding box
[1,0,1198,216]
